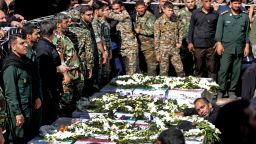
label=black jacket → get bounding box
[34,38,62,93]
[188,8,218,48]
[183,106,220,125]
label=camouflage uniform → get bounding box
[0,88,6,130]
[177,7,192,40]
[92,18,103,86]
[176,7,195,76]
[109,10,138,75]
[154,14,185,76]
[68,25,94,73]
[52,33,83,116]
[99,18,111,85]
[79,20,100,96]
[136,11,157,76]
[67,9,95,74]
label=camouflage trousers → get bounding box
[120,43,138,75]
[101,57,111,86]
[98,50,103,87]
[159,47,185,76]
[142,48,158,76]
[60,70,84,117]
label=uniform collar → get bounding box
[137,10,150,17]
[186,6,196,12]
[199,7,214,14]
[228,9,242,18]
[162,14,171,22]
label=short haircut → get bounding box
[157,126,185,144]
[100,3,110,10]
[39,20,56,37]
[92,1,105,10]
[80,5,93,14]
[194,97,210,105]
[54,13,70,24]
[162,1,174,9]
[22,22,38,37]
[112,0,124,7]
[8,34,24,50]
[230,0,242,2]
[135,0,145,7]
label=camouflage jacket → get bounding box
[154,14,183,55]
[99,18,112,54]
[109,10,137,47]
[136,10,155,51]
[0,88,6,128]
[79,20,99,65]
[92,17,103,43]
[52,33,83,80]
[176,7,194,42]
[68,23,95,71]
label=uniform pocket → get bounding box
[240,23,245,32]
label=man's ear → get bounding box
[57,23,61,28]
[209,103,212,109]
[121,6,124,11]
[26,34,31,40]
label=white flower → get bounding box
[184,128,203,137]
[124,105,133,112]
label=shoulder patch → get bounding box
[241,10,248,14]
[221,10,229,15]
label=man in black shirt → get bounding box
[35,20,68,125]
[188,0,218,81]
[176,97,220,125]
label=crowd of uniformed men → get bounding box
[0,0,252,142]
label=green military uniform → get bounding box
[52,33,83,116]
[177,7,195,76]
[154,14,185,76]
[92,17,103,87]
[67,9,96,97]
[109,10,138,75]
[68,24,94,72]
[215,10,250,96]
[26,45,43,138]
[136,10,158,76]
[79,19,99,96]
[99,18,111,85]
[0,88,6,130]
[2,53,34,142]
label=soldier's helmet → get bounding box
[67,9,80,22]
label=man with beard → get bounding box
[52,13,83,117]
[22,23,42,137]
[215,0,250,99]
[98,3,112,84]
[134,0,157,76]
[79,5,99,96]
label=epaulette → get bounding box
[241,10,248,14]
[220,10,229,15]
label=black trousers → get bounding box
[194,47,217,81]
